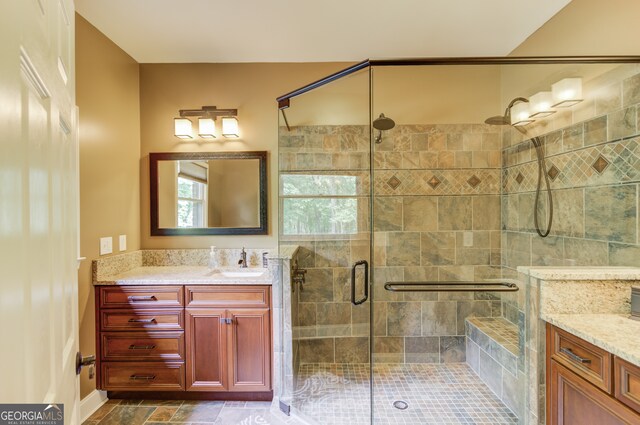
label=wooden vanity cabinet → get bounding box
[95,284,272,398]
[547,323,640,424]
[95,285,185,391]
[185,286,271,392]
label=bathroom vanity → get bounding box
[518,267,640,424]
[92,252,274,401]
[546,323,640,424]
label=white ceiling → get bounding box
[75,0,572,63]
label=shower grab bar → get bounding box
[384,281,518,292]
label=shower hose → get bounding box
[532,136,553,237]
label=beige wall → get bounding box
[76,14,141,398]
[139,62,351,249]
[511,0,640,56]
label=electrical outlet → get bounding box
[99,237,113,255]
[119,234,127,252]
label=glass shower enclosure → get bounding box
[277,57,640,425]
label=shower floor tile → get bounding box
[293,363,518,425]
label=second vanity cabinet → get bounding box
[547,324,640,424]
[95,284,271,398]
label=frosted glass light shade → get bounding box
[198,118,216,139]
[529,91,556,118]
[174,118,193,139]
[552,78,582,107]
[511,101,534,126]
[222,117,239,138]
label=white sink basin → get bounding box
[218,270,265,278]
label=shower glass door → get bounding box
[370,64,523,425]
[277,67,373,424]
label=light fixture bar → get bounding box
[179,106,238,118]
[175,106,239,140]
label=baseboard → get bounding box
[80,389,108,422]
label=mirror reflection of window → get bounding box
[177,161,208,228]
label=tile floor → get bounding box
[293,363,519,425]
[83,363,518,425]
[82,399,300,425]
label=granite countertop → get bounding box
[94,266,273,286]
[543,313,640,367]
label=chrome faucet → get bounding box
[238,247,247,268]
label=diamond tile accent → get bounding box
[592,155,610,174]
[503,138,640,194]
[547,164,560,181]
[515,173,524,184]
[467,175,481,188]
[427,175,441,189]
[387,175,401,189]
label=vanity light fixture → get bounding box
[174,118,194,139]
[222,117,239,138]
[173,106,239,140]
[529,91,556,118]
[551,77,583,108]
[510,100,534,126]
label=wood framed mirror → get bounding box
[150,151,267,236]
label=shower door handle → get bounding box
[351,260,369,306]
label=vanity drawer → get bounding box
[99,286,183,309]
[101,331,184,361]
[185,285,270,308]
[614,357,640,414]
[549,325,612,393]
[100,309,184,331]
[101,361,185,391]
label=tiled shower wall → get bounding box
[501,66,640,424]
[280,125,372,365]
[280,123,508,365]
[502,69,640,269]
[372,124,504,364]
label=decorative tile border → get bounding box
[503,136,640,194]
[375,169,500,196]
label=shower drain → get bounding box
[393,400,409,410]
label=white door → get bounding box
[0,0,80,424]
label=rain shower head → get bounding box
[484,97,529,126]
[373,113,396,131]
[373,113,395,143]
[484,114,511,126]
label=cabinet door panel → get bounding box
[549,360,638,425]
[186,309,227,391]
[228,309,271,392]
